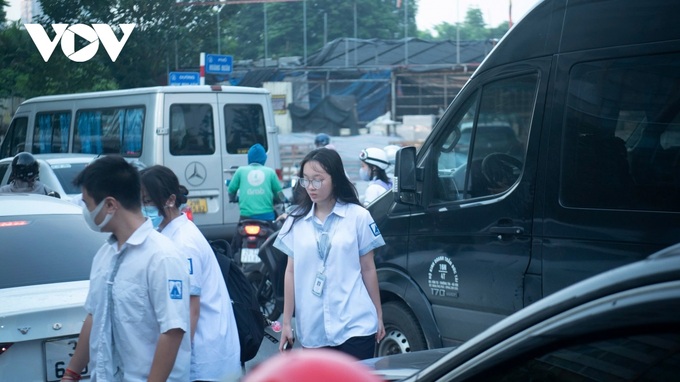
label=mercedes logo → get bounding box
[185,162,207,186]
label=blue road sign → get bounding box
[205,54,233,74]
[169,72,200,86]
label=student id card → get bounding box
[312,272,326,296]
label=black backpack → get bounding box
[210,239,265,363]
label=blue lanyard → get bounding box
[107,248,127,360]
[314,215,338,265]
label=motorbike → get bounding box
[230,196,290,322]
[254,229,287,322]
[231,218,283,322]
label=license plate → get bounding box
[186,198,208,214]
[44,337,90,382]
[241,248,261,263]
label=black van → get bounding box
[373,0,680,356]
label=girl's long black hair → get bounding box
[284,148,360,233]
[368,163,391,184]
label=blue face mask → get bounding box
[359,167,371,181]
[142,205,163,229]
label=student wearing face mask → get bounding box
[358,147,392,207]
[63,155,190,382]
[140,165,241,382]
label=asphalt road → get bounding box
[242,315,297,377]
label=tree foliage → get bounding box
[37,0,216,88]
[418,8,509,41]
[0,1,509,99]
[0,0,7,24]
[219,0,417,62]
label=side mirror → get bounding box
[394,146,419,205]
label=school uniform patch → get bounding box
[169,280,183,299]
[370,222,381,237]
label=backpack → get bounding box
[210,239,265,363]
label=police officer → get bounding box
[0,152,60,197]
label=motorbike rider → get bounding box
[359,147,392,206]
[0,152,60,198]
[228,143,285,221]
[314,133,331,148]
[228,144,286,253]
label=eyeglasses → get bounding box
[296,177,324,190]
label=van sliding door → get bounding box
[163,93,226,237]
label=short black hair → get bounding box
[74,155,141,210]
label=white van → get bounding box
[0,85,282,240]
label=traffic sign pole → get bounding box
[200,52,206,85]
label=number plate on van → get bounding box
[187,198,208,214]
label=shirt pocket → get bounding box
[112,280,148,323]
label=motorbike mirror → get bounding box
[244,225,262,236]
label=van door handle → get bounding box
[490,226,524,237]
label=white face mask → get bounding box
[83,198,114,232]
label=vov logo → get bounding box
[25,24,135,63]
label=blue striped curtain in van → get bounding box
[59,114,70,153]
[77,112,103,154]
[38,114,51,153]
[122,108,143,155]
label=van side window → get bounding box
[561,54,680,211]
[434,73,537,203]
[33,111,71,154]
[74,107,144,157]
[170,104,216,156]
[0,116,28,158]
[224,104,268,154]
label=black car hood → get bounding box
[360,347,455,381]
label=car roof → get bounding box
[412,244,680,379]
[0,193,83,216]
[31,153,97,164]
[0,153,97,164]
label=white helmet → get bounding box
[359,147,390,170]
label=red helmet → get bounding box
[243,349,384,382]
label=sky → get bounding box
[415,0,541,31]
[5,0,541,32]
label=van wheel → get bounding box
[378,301,427,356]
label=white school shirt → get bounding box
[273,201,385,348]
[85,219,191,382]
[161,214,241,381]
[363,178,392,206]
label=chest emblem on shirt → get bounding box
[370,222,381,237]
[247,169,266,186]
[169,280,183,299]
